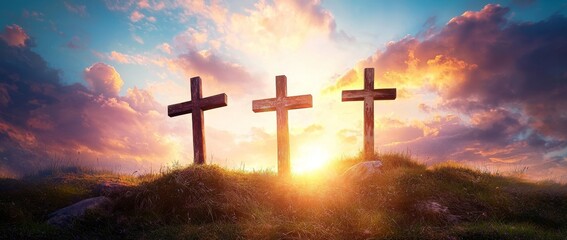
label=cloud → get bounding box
[84,62,124,96]
[105,50,177,70]
[22,10,45,21]
[224,0,341,53]
[0,24,30,47]
[132,34,144,44]
[327,4,567,179]
[130,10,145,22]
[420,5,567,141]
[64,1,88,17]
[104,0,135,11]
[138,0,151,9]
[173,28,208,50]
[176,50,261,95]
[156,43,172,54]
[151,0,344,53]
[104,48,260,97]
[109,51,130,63]
[372,112,567,181]
[137,0,165,11]
[0,36,188,176]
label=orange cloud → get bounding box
[109,51,130,63]
[156,43,172,54]
[84,62,124,96]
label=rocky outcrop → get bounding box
[47,196,113,227]
[342,160,383,181]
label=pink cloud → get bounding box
[84,62,124,96]
[224,0,342,52]
[103,47,260,97]
[109,51,131,63]
[138,0,150,9]
[0,40,186,176]
[156,43,172,54]
[172,28,208,51]
[176,50,261,95]
[165,0,345,53]
[106,51,176,69]
[448,4,508,26]
[0,24,29,47]
[130,10,145,22]
[137,0,165,10]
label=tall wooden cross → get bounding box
[168,76,227,164]
[252,75,312,177]
[342,68,396,160]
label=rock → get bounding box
[47,196,113,227]
[94,181,132,195]
[342,160,383,181]
[414,200,460,224]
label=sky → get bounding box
[1,0,567,181]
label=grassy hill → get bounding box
[1,153,566,239]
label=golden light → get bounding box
[292,144,332,174]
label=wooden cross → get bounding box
[252,75,312,177]
[168,76,227,164]
[342,68,396,160]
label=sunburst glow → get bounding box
[292,144,332,174]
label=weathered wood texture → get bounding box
[167,76,228,165]
[341,68,397,160]
[168,94,227,117]
[252,75,313,177]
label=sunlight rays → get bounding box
[292,144,333,174]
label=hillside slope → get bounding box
[1,154,566,239]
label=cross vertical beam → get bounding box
[363,69,375,161]
[276,76,290,177]
[190,77,205,164]
[342,68,396,160]
[168,76,228,165]
[253,75,312,177]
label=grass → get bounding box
[1,153,566,239]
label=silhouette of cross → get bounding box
[168,76,227,164]
[342,68,396,160]
[253,75,312,177]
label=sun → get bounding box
[292,144,332,174]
